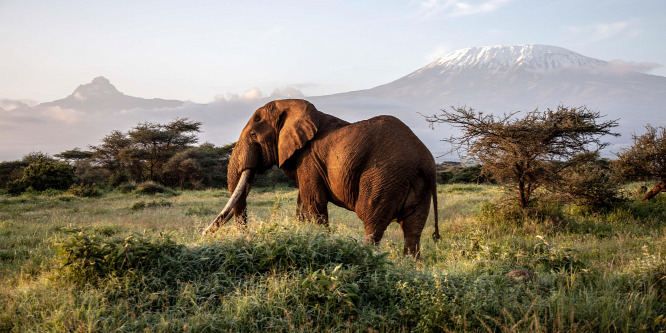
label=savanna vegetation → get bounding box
[0,108,665,332]
[1,182,665,332]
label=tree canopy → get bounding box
[425,105,619,208]
[89,118,203,185]
[615,125,666,200]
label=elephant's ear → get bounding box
[275,100,320,167]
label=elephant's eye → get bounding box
[250,132,258,140]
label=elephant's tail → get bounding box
[431,181,441,242]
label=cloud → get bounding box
[39,106,86,124]
[214,92,240,101]
[426,45,453,62]
[568,19,642,42]
[592,21,635,41]
[270,87,305,99]
[419,0,512,18]
[606,60,662,74]
[0,99,39,111]
[242,88,264,100]
[213,86,306,102]
[213,89,263,101]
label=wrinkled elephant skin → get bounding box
[207,99,440,258]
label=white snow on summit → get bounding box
[421,44,607,73]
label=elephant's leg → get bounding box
[355,172,401,247]
[399,190,432,259]
[297,186,329,226]
[363,222,389,246]
[296,193,307,222]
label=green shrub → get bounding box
[185,203,215,216]
[57,230,183,284]
[555,157,625,210]
[41,188,64,196]
[107,172,130,187]
[5,179,26,195]
[131,200,172,210]
[134,181,178,196]
[533,235,586,272]
[56,227,389,286]
[437,170,454,184]
[19,158,76,192]
[67,183,103,197]
[478,200,567,231]
[146,200,172,208]
[116,182,137,194]
[131,201,146,210]
[450,165,492,183]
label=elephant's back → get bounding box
[328,115,436,176]
[315,115,436,210]
[351,115,433,161]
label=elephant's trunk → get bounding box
[203,169,252,235]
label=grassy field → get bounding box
[0,183,665,332]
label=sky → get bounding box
[1,0,665,103]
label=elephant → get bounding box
[204,99,440,258]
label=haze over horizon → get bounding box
[1,0,665,103]
[2,43,665,162]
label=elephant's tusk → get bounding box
[203,169,252,235]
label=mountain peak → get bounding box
[38,76,184,112]
[91,76,111,85]
[425,44,606,73]
[71,76,122,100]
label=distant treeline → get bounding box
[1,114,665,208]
[0,118,289,194]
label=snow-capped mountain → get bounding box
[361,44,665,104]
[313,44,666,157]
[421,45,606,72]
[39,76,184,112]
[2,44,665,161]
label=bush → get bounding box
[5,179,26,195]
[131,200,172,210]
[57,227,389,287]
[0,160,27,189]
[116,183,137,194]
[450,165,488,183]
[20,158,76,191]
[134,181,178,196]
[555,157,625,210]
[41,188,64,196]
[131,201,146,210]
[253,166,296,188]
[437,170,454,184]
[67,183,103,197]
[107,172,130,187]
[478,200,567,231]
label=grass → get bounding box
[0,183,665,332]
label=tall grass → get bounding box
[1,183,665,332]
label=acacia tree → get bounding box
[55,148,94,162]
[91,131,132,176]
[615,125,666,201]
[88,118,202,185]
[163,142,234,188]
[425,105,618,208]
[128,118,201,183]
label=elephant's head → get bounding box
[203,99,320,234]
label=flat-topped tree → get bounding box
[615,125,666,201]
[425,105,619,209]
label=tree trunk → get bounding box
[518,179,528,209]
[642,177,666,201]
